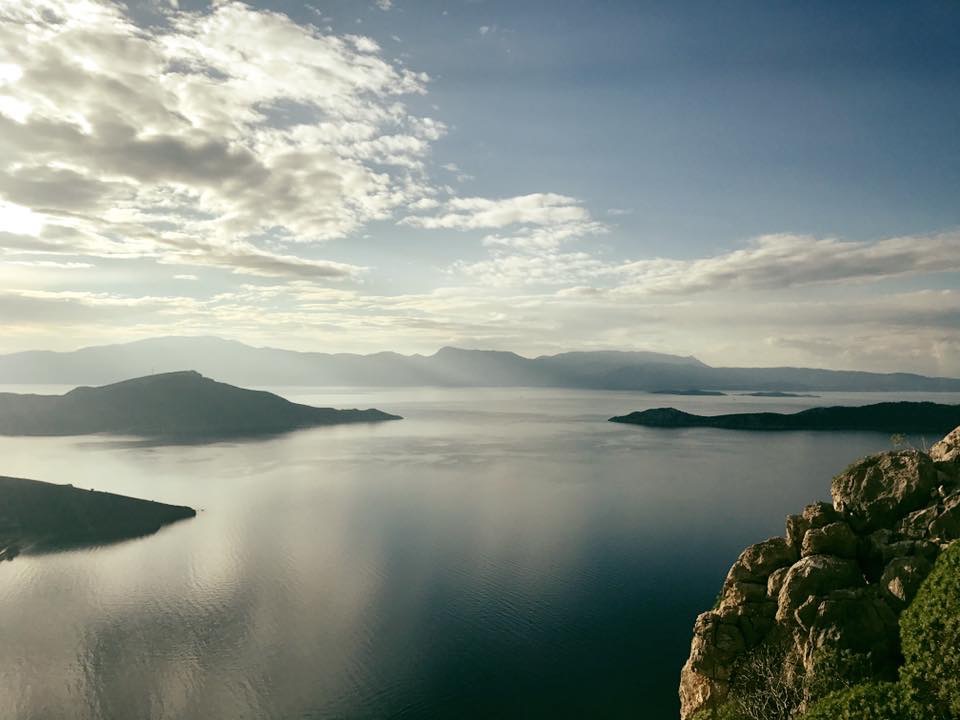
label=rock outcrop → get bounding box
[679,428,960,720]
[931,426,960,463]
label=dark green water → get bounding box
[0,388,953,719]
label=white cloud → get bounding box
[453,251,614,287]
[0,0,441,278]
[402,193,591,230]
[615,232,960,295]
[0,201,44,236]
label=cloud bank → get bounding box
[0,0,440,278]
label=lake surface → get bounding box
[0,387,955,719]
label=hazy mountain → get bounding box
[610,401,960,433]
[0,371,401,438]
[0,475,195,560]
[0,336,958,391]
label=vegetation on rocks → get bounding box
[680,425,960,720]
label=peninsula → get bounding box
[649,389,727,397]
[0,475,196,561]
[0,371,402,439]
[609,401,960,434]
[738,391,820,398]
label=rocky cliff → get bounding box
[679,426,960,719]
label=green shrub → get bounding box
[801,682,931,720]
[689,704,747,720]
[900,541,960,718]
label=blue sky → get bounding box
[0,0,958,373]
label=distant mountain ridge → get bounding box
[0,336,958,392]
[0,371,401,438]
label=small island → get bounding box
[738,391,820,398]
[610,401,960,433]
[649,389,727,396]
[0,371,402,439]
[0,475,196,560]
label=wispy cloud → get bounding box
[615,232,960,294]
[402,193,591,230]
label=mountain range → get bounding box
[0,336,958,392]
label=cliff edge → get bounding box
[680,426,960,719]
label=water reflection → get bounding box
[0,388,956,718]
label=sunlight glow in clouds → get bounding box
[0,202,44,236]
[0,0,439,277]
[0,0,956,375]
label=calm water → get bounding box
[0,387,955,719]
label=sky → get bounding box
[0,0,958,374]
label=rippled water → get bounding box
[0,387,954,719]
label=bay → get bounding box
[0,387,954,719]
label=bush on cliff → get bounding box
[802,541,960,720]
[899,540,960,718]
[801,682,930,720]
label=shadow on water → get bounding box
[76,420,402,449]
[0,475,197,563]
[1,515,197,562]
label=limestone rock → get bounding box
[767,567,790,599]
[929,493,960,540]
[680,658,725,720]
[786,503,841,553]
[776,555,863,623]
[678,441,955,720]
[805,587,900,678]
[881,555,932,608]
[720,581,768,608]
[801,521,857,559]
[898,505,940,539]
[931,425,960,463]
[725,536,797,585]
[831,450,938,532]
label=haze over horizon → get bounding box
[2,334,960,380]
[1,1,958,375]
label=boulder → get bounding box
[929,493,960,540]
[679,658,725,720]
[880,555,932,608]
[776,555,863,622]
[802,521,858,559]
[931,425,960,463]
[767,567,790,599]
[787,502,842,553]
[804,587,901,679]
[831,451,938,532]
[721,602,777,648]
[898,505,940,539]
[685,611,740,679]
[725,536,797,585]
[720,581,768,608]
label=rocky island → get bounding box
[680,426,960,719]
[0,475,196,561]
[0,371,402,439]
[610,401,960,434]
[650,389,728,397]
[739,391,820,398]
